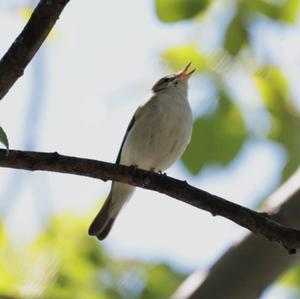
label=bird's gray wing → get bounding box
[115,107,141,164]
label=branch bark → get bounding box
[1,148,300,253]
[172,169,300,299]
[0,0,70,100]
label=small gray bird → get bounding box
[88,63,195,240]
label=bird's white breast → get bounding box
[120,92,193,171]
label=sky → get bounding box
[0,0,299,298]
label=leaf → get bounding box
[243,0,281,19]
[224,14,248,56]
[141,263,185,299]
[254,66,300,180]
[163,44,207,72]
[155,0,211,23]
[182,90,247,174]
[280,262,300,287]
[280,0,300,23]
[243,0,300,23]
[0,126,9,152]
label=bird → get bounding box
[88,63,195,240]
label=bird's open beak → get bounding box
[176,62,196,80]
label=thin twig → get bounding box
[0,0,70,100]
[1,148,300,253]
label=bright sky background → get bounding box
[1,0,300,298]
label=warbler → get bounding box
[89,63,194,240]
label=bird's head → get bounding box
[151,63,195,95]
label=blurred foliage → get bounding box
[163,44,207,72]
[183,89,246,174]
[0,215,186,299]
[156,0,300,24]
[254,67,300,180]
[156,0,211,22]
[242,0,300,23]
[224,12,248,56]
[156,0,300,183]
[280,261,300,295]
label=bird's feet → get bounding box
[158,170,167,176]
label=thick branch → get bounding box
[0,0,70,100]
[1,148,300,253]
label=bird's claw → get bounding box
[158,170,167,176]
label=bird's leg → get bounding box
[158,170,167,176]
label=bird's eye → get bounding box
[163,78,171,83]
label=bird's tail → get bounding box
[88,182,134,240]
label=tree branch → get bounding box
[0,0,70,100]
[1,148,300,253]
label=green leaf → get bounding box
[163,44,207,72]
[224,14,248,56]
[244,0,300,23]
[182,90,247,174]
[254,66,300,180]
[156,0,211,22]
[280,0,300,23]
[243,0,281,19]
[141,263,185,299]
[280,262,300,287]
[0,126,9,151]
[254,67,289,111]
